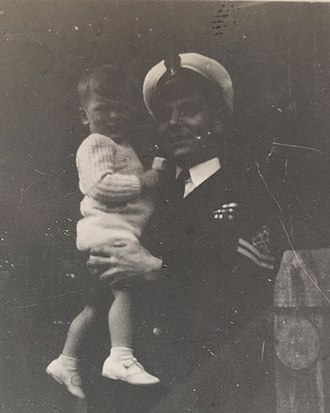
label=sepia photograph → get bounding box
[1,1,330,412]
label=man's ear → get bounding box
[79,107,89,126]
[213,106,228,134]
[213,118,226,135]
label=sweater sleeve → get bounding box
[76,133,142,204]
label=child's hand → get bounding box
[151,157,169,173]
[139,157,170,192]
[139,169,162,192]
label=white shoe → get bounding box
[46,359,86,399]
[102,356,160,385]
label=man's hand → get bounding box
[87,239,163,287]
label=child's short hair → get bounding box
[77,64,137,108]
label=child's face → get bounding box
[82,91,132,142]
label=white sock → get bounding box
[109,347,134,361]
[58,354,79,368]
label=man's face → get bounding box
[82,91,132,142]
[155,91,225,166]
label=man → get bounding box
[87,53,281,412]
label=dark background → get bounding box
[1,1,330,412]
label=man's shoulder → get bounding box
[232,165,271,208]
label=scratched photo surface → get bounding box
[1,1,330,412]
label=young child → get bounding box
[46,65,166,399]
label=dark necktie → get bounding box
[175,168,190,199]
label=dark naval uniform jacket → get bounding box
[133,161,281,412]
[146,161,279,342]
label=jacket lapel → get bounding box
[182,167,235,208]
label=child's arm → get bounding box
[77,134,166,204]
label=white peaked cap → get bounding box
[143,52,234,119]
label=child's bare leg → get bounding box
[63,304,98,357]
[47,304,99,399]
[102,288,160,385]
[109,288,133,348]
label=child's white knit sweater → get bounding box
[76,133,154,250]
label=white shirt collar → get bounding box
[176,157,221,188]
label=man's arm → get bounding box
[87,239,164,286]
